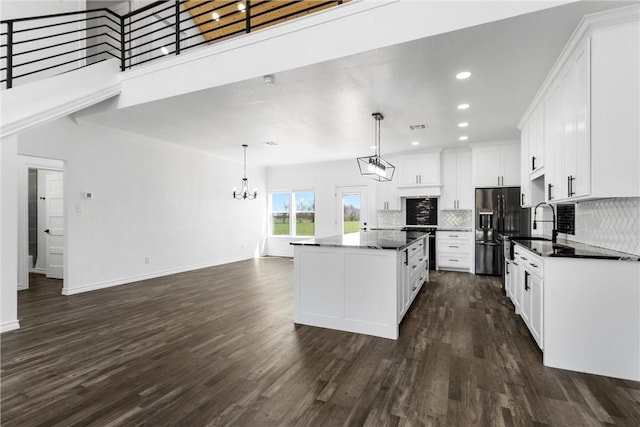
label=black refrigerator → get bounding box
[475,187,530,275]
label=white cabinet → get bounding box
[398,152,441,187]
[526,105,545,175]
[472,143,520,188]
[436,230,472,271]
[519,13,640,203]
[440,150,472,210]
[399,237,428,321]
[543,82,564,202]
[376,178,399,210]
[561,39,591,199]
[513,244,543,350]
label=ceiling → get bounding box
[81,1,635,167]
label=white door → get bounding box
[45,172,64,279]
[336,186,368,235]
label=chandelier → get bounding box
[356,112,396,182]
[232,144,257,200]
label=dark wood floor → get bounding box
[2,259,639,426]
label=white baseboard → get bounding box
[61,256,253,296]
[1,320,20,333]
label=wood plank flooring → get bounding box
[2,258,639,426]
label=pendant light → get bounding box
[357,112,396,182]
[233,144,257,200]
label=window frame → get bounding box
[269,190,315,237]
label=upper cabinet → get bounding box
[398,152,441,187]
[471,142,521,188]
[518,6,639,203]
[441,149,472,210]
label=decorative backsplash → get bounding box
[439,209,472,228]
[377,209,403,228]
[571,197,639,256]
[557,204,575,235]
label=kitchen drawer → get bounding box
[515,247,543,278]
[436,231,471,241]
[437,239,472,254]
[437,253,471,269]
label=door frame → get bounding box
[18,156,65,291]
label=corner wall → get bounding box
[16,117,266,295]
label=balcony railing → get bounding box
[0,0,346,90]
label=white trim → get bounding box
[0,320,20,333]
[518,4,640,128]
[61,256,254,295]
[0,85,121,138]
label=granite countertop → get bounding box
[290,230,429,250]
[513,239,640,261]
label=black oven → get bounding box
[402,226,436,270]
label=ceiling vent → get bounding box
[409,123,428,130]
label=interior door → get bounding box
[45,172,64,279]
[336,186,368,235]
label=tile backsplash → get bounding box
[533,197,639,255]
[439,209,472,228]
[570,197,639,256]
[377,209,403,228]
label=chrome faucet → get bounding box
[533,202,557,243]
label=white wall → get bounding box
[1,134,20,332]
[16,117,266,295]
[265,158,380,257]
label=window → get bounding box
[270,191,315,236]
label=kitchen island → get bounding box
[291,230,429,339]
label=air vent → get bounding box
[409,123,429,130]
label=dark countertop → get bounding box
[290,230,429,250]
[513,239,640,261]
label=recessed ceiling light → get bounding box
[160,46,169,55]
[237,2,246,12]
[457,103,470,110]
[456,71,472,80]
[459,136,468,141]
[370,145,377,150]
[211,12,220,21]
[411,141,420,146]
[458,122,469,128]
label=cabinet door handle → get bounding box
[530,263,538,268]
[521,256,527,261]
[498,176,501,186]
[532,156,536,171]
[521,193,525,205]
[448,259,459,262]
[568,175,576,197]
[448,235,459,238]
[524,271,530,291]
[548,183,554,201]
[449,245,459,248]
[404,249,408,266]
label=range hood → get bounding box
[398,185,441,198]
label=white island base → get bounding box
[292,231,428,340]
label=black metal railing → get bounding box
[0,0,346,90]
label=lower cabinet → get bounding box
[513,244,544,350]
[398,237,428,322]
[436,231,472,271]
